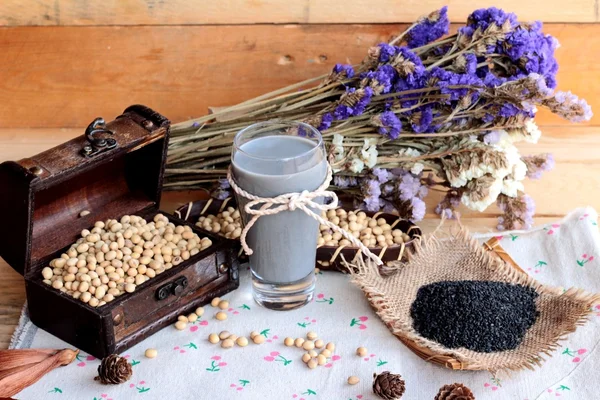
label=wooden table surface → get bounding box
[0,126,598,348]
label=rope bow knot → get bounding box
[288,191,309,211]
[227,164,383,265]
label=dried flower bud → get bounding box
[459,94,473,109]
[368,46,381,61]
[390,55,416,77]
[502,18,514,33]
[457,32,471,49]
[453,55,467,73]
[426,8,443,22]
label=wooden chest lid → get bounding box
[0,105,170,277]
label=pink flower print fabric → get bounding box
[10,207,600,399]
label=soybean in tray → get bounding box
[0,106,240,358]
[175,197,422,272]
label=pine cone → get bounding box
[373,371,406,400]
[434,383,475,400]
[94,354,132,384]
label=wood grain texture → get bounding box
[0,126,597,219]
[0,24,596,128]
[0,259,25,348]
[0,0,596,26]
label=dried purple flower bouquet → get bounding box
[166,6,591,231]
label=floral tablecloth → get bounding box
[11,207,600,400]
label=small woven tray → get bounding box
[175,198,248,261]
[174,198,422,272]
[316,211,421,272]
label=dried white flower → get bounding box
[446,148,512,188]
[444,137,526,189]
[501,178,525,197]
[494,130,512,145]
[461,177,503,211]
[364,138,378,147]
[332,133,345,162]
[360,139,378,169]
[512,158,527,181]
[349,158,365,173]
[332,133,344,146]
[499,141,522,168]
[524,119,542,143]
[496,121,541,145]
[499,152,527,197]
[410,162,425,175]
[398,147,421,157]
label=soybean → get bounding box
[348,376,360,385]
[302,341,315,351]
[252,335,265,344]
[215,311,228,321]
[221,339,234,349]
[219,331,231,340]
[145,348,158,359]
[42,214,213,308]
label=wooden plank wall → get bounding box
[0,1,597,25]
[0,1,598,128]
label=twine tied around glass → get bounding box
[227,164,384,266]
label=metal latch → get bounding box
[81,117,117,157]
[155,276,189,301]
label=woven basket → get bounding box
[174,198,422,271]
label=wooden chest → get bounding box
[0,105,240,358]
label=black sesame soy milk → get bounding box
[231,122,328,310]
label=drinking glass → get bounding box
[231,121,328,310]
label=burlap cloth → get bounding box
[348,224,600,373]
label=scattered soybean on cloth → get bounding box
[410,280,539,353]
[8,208,600,399]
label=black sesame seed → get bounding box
[410,280,539,353]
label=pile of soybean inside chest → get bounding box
[410,280,539,353]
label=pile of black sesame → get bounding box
[410,280,539,353]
